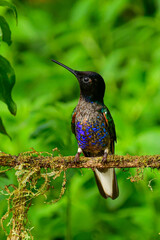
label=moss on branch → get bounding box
[0,151,160,169]
[0,149,159,239]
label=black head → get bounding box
[51,60,105,103]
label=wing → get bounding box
[71,107,77,135]
[101,106,117,153]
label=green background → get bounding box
[0,0,160,239]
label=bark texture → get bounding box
[0,152,160,169]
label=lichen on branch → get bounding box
[0,150,160,169]
[0,149,159,239]
[0,149,67,239]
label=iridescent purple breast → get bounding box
[75,120,109,152]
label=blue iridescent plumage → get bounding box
[75,118,109,151]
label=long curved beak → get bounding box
[51,59,77,77]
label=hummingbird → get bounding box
[52,60,119,199]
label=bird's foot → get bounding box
[102,152,108,163]
[74,152,80,163]
[74,147,82,163]
[102,148,108,163]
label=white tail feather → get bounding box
[94,168,118,199]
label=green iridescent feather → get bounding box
[101,107,117,143]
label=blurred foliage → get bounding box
[0,0,17,137]
[0,0,160,239]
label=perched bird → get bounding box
[52,60,119,199]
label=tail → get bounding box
[94,168,119,199]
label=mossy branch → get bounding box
[0,150,159,239]
[0,151,160,169]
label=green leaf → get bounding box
[0,0,18,23]
[0,55,17,115]
[0,16,11,45]
[0,117,11,139]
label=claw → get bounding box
[74,152,80,163]
[102,152,107,163]
[74,147,82,163]
[102,148,108,163]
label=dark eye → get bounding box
[83,77,90,83]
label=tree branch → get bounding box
[0,151,159,239]
[0,152,160,169]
